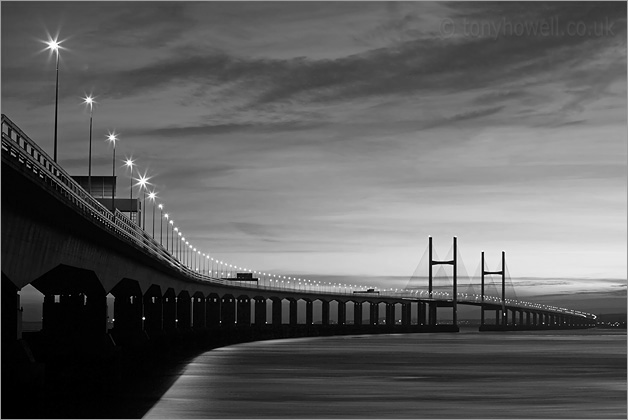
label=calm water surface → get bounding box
[144,329,626,418]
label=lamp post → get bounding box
[106,132,118,212]
[136,174,150,229]
[124,158,135,222]
[82,94,95,195]
[148,191,157,237]
[158,204,164,244]
[169,221,174,253]
[164,214,169,250]
[177,231,181,260]
[45,37,62,162]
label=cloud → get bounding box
[424,106,505,129]
[137,120,323,138]
[232,222,279,239]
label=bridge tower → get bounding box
[428,236,458,327]
[481,250,507,326]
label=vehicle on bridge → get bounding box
[353,288,380,295]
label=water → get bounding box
[144,329,626,418]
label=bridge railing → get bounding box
[2,114,118,228]
[1,116,173,272]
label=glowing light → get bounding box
[82,94,96,110]
[148,191,157,201]
[45,38,60,52]
[106,131,118,148]
[124,157,135,169]
[134,172,151,190]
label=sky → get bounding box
[2,1,626,315]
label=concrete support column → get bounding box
[386,303,395,326]
[143,286,163,334]
[402,303,411,326]
[305,300,313,325]
[162,289,177,332]
[337,301,346,325]
[289,299,298,326]
[221,295,236,326]
[271,298,282,326]
[237,296,251,326]
[495,309,500,325]
[1,276,19,345]
[532,312,538,326]
[321,300,330,325]
[254,297,266,326]
[428,303,437,326]
[369,302,379,325]
[418,302,426,325]
[85,292,107,338]
[525,311,531,327]
[111,284,142,337]
[353,302,362,326]
[206,295,221,327]
[192,292,206,329]
[177,291,191,330]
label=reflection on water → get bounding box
[144,330,626,419]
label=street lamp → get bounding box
[124,158,135,221]
[134,172,151,229]
[106,131,119,212]
[82,94,96,194]
[158,204,164,244]
[170,222,175,254]
[176,230,181,260]
[148,191,157,237]
[44,36,62,163]
[164,214,169,250]
[184,240,189,267]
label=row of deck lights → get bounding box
[403,290,594,317]
[42,34,378,297]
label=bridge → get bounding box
[1,112,595,347]
[1,113,597,417]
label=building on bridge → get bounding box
[72,175,140,224]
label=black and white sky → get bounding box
[2,1,626,313]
